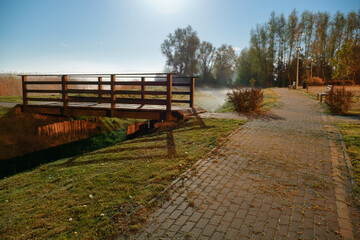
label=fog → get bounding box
[196,87,232,112]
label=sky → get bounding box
[0,0,359,74]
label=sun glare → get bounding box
[147,0,186,15]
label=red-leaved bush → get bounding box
[227,87,264,112]
[307,77,324,86]
[325,86,355,114]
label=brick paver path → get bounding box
[133,88,357,239]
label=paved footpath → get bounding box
[133,88,359,240]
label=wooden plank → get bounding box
[68,96,111,103]
[166,74,172,121]
[172,100,190,104]
[172,91,190,95]
[114,90,167,95]
[27,98,63,102]
[67,108,108,117]
[111,74,116,109]
[22,76,28,107]
[116,98,166,105]
[67,89,111,94]
[26,89,63,93]
[172,82,190,87]
[67,81,111,85]
[190,77,195,107]
[23,105,62,115]
[25,81,62,85]
[112,111,161,120]
[113,81,167,86]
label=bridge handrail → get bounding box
[21,73,196,120]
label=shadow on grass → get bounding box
[0,129,127,179]
[1,109,209,178]
[57,110,209,168]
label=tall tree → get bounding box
[214,44,237,86]
[235,48,252,86]
[332,40,360,82]
[161,25,200,76]
[198,41,216,85]
[267,11,277,87]
[286,9,301,85]
[275,13,288,87]
[313,11,331,81]
[301,10,316,59]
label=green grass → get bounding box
[216,88,279,113]
[0,95,23,103]
[0,118,246,239]
[336,122,360,203]
[0,106,11,118]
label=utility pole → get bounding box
[296,46,300,90]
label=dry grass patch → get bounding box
[336,122,360,204]
[302,85,360,114]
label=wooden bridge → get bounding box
[20,73,204,121]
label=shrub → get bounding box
[307,77,324,86]
[227,87,264,112]
[325,86,355,114]
[327,80,355,86]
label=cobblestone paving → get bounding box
[133,88,358,239]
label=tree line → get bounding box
[161,9,360,87]
[161,25,236,86]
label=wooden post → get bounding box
[190,77,195,108]
[62,75,68,115]
[166,73,172,121]
[141,77,145,105]
[22,76,28,108]
[98,77,102,102]
[296,46,300,90]
[111,74,116,110]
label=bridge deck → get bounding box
[22,102,206,121]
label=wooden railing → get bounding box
[20,73,196,120]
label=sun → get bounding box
[147,0,186,15]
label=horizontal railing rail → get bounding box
[21,73,196,121]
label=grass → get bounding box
[300,85,360,115]
[336,122,360,203]
[0,117,246,239]
[262,88,279,111]
[0,106,11,118]
[217,88,279,113]
[0,95,24,103]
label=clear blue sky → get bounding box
[0,0,359,73]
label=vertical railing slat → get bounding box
[22,76,28,108]
[98,77,102,102]
[62,75,68,114]
[166,73,172,121]
[111,74,116,110]
[141,77,145,105]
[190,77,195,108]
